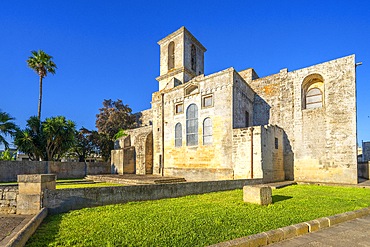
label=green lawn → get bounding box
[26,185,370,247]
[56,182,123,189]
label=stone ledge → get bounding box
[5,208,48,247]
[207,206,370,247]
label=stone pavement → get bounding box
[0,214,33,247]
[269,214,370,247]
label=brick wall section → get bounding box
[0,161,111,182]
[0,186,18,214]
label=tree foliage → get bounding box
[95,99,135,161]
[0,149,15,161]
[14,116,75,161]
[0,111,19,149]
[95,99,135,140]
[27,50,57,120]
[14,116,45,161]
[70,128,98,162]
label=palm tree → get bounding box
[27,50,57,120]
[0,111,18,149]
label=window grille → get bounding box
[203,118,212,145]
[186,104,198,146]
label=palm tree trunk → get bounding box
[38,76,43,120]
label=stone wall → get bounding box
[232,125,284,182]
[111,126,153,175]
[134,109,153,127]
[0,186,17,214]
[245,55,357,184]
[0,161,111,182]
[362,142,370,162]
[154,68,236,181]
[358,162,370,179]
[43,178,263,214]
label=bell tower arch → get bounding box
[156,26,206,91]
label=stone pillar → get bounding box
[243,185,272,205]
[17,174,56,215]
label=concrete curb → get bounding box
[208,206,370,247]
[5,208,48,247]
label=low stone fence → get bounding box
[0,161,111,182]
[44,178,263,214]
[1,174,263,215]
[0,185,18,214]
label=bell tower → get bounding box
[156,26,206,91]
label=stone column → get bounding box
[17,174,56,215]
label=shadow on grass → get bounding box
[25,214,63,247]
[272,195,293,203]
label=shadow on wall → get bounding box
[283,132,294,181]
[252,94,295,181]
[253,95,270,126]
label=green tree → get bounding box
[90,131,113,162]
[43,116,76,161]
[70,127,98,162]
[14,116,45,161]
[0,149,15,161]
[95,99,135,161]
[95,99,135,140]
[14,116,76,161]
[0,111,19,149]
[27,50,57,120]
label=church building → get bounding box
[111,27,358,184]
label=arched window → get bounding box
[168,42,175,71]
[186,104,198,146]
[175,123,182,147]
[302,74,324,110]
[191,44,196,71]
[203,118,212,145]
[306,88,323,109]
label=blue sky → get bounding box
[1,0,369,148]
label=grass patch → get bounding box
[26,185,370,246]
[56,182,123,189]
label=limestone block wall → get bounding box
[112,126,153,175]
[362,142,370,162]
[0,161,111,182]
[134,109,153,127]
[232,125,284,182]
[246,55,357,184]
[44,178,263,214]
[0,186,18,214]
[232,71,255,128]
[154,69,235,181]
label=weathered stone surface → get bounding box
[0,161,110,182]
[279,225,297,239]
[243,185,272,205]
[265,229,284,244]
[305,220,320,232]
[112,27,357,184]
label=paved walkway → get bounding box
[270,215,370,247]
[0,214,33,247]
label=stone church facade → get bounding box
[111,27,358,184]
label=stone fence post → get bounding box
[17,174,56,214]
